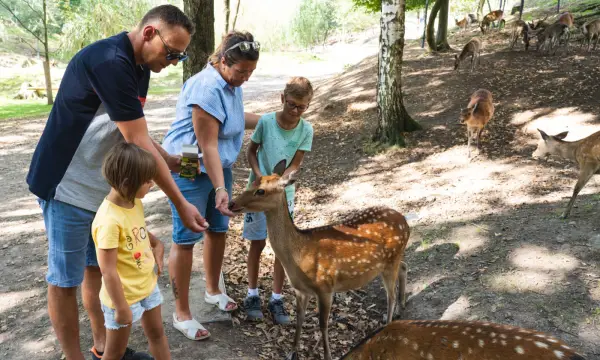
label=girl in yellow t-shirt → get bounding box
[92,143,170,360]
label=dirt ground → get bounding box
[1,24,600,360]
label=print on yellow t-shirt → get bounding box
[92,198,157,308]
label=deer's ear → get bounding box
[554,131,569,140]
[279,169,300,187]
[538,128,549,141]
[273,159,287,176]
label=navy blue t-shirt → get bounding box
[27,32,150,201]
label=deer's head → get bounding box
[228,159,298,214]
[532,129,569,159]
[459,105,475,123]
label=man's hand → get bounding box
[176,201,209,232]
[151,241,165,276]
[115,305,133,326]
[215,189,235,217]
[167,155,181,173]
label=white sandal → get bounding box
[172,313,211,341]
[204,291,238,312]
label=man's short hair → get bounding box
[284,77,314,99]
[139,4,195,35]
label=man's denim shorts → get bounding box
[168,169,232,245]
[243,198,294,241]
[101,284,163,330]
[38,198,99,288]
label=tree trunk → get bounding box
[231,0,241,30]
[183,0,215,82]
[435,0,450,51]
[375,0,421,146]
[518,0,524,20]
[42,0,53,105]
[223,0,230,34]
[477,0,485,20]
[426,0,441,51]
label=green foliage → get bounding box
[0,100,51,120]
[292,0,337,48]
[352,0,428,13]
[58,0,151,60]
[0,0,63,46]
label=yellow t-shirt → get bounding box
[92,198,157,308]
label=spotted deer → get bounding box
[454,37,482,72]
[340,320,587,359]
[228,160,410,360]
[581,19,600,52]
[510,20,531,50]
[455,16,468,31]
[537,22,569,54]
[533,129,600,218]
[480,10,504,34]
[459,89,494,158]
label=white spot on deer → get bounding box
[476,328,482,333]
[478,339,485,348]
[534,341,549,349]
[402,338,409,345]
[412,342,418,350]
[515,336,522,340]
[468,348,473,354]
[500,334,507,339]
[547,338,558,343]
[560,345,571,350]
[501,340,507,346]
[427,353,434,360]
[393,236,400,241]
[490,332,496,338]
[515,346,525,354]
[554,350,564,359]
[453,341,459,348]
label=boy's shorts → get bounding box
[38,198,99,288]
[101,284,163,330]
[243,199,294,241]
[168,169,233,245]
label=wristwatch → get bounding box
[215,186,227,194]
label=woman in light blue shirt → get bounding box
[162,31,260,341]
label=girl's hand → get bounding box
[115,306,133,326]
[152,241,165,276]
[215,189,235,217]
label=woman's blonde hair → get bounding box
[102,143,157,202]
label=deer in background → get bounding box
[581,19,600,52]
[529,14,550,31]
[510,19,531,50]
[228,160,410,360]
[480,10,504,34]
[454,37,482,72]
[460,89,494,158]
[455,16,468,31]
[533,129,600,219]
[340,319,587,359]
[536,22,569,54]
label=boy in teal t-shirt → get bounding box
[243,77,314,324]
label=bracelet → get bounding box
[215,186,227,194]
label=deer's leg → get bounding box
[398,261,408,309]
[470,54,475,71]
[594,35,599,51]
[286,291,310,360]
[562,165,597,218]
[467,128,472,158]
[477,127,484,153]
[317,293,334,360]
[381,262,400,323]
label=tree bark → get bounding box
[375,0,421,146]
[518,0,524,20]
[231,0,241,30]
[223,0,230,34]
[477,0,485,20]
[435,0,450,51]
[42,0,53,105]
[183,0,215,82]
[426,0,441,51]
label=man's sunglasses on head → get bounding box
[224,41,261,54]
[155,28,188,62]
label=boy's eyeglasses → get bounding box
[224,41,261,54]
[155,28,188,62]
[285,100,309,112]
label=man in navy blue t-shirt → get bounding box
[26,5,208,360]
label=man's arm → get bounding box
[116,118,208,232]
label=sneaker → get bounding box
[90,347,154,360]
[268,299,291,325]
[243,295,264,320]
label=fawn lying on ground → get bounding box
[340,319,586,359]
[480,10,504,34]
[581,19,600,52]
[454,37,482,72]
[460,89,494,158]
[228,160,410,360]
[455,16,468,31]
[533,129,600,218]
[510,20,531,50]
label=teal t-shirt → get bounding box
[248,112,314,199]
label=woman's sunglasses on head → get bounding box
[155,28,188,62]
[224,41,261,54]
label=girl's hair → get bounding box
[284,76,314,99]
[209,30,259,66]
[102,143,157,203]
